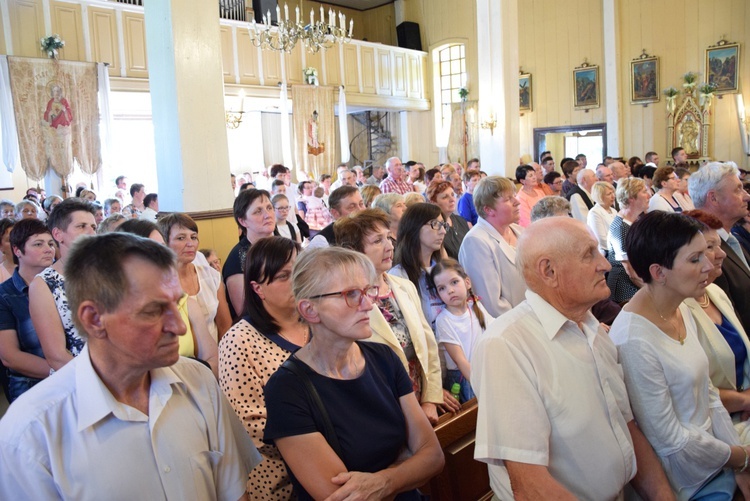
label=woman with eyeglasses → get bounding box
[389,203,447,329]
[264,246,444,500]
[335,209,455,424]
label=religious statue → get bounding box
[307,110,325,156]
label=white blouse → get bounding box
[192,252,222,342]
[586,203,617,255]
[610,306,739,500]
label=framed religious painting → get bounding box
[519,73,532,112]
[706,40,740,94]
[573,63,599,110]
[630,53,659,104]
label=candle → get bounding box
[296,6,300,23]
[320,5,324,23]
[340,13,345,30]
[266,10,271,26]
[250,20,256,40]
[284,4,289,21]
[310,9,314,25]
[329,9,333,26]
[239,90,245,112]
[349,19,353,37]
[275,5,280,24]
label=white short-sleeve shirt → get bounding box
[0,345,262,500]
[472,290,636,501]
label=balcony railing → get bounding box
[115,0,247,21]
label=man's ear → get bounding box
[536,257,559,287]
[77,301,106,339]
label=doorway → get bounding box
[533,123,607,166]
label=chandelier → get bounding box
[225,90,245,129]
[249,3,353,54]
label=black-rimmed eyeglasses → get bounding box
[427,220,450,231]
[309,285,380,308]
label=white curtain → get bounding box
[338,85,350,163]
[97,63,113,189]
[0,56,20,173]
[279,83,293,168]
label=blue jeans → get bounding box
[7,375,41,403]
[444,370,475,403]
[689,469,735,501]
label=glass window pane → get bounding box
[460,45,465,57]
[450,45,460,59]
[451,60,460,74]
[441,61,450,76]
[451,74,461,89]
[442,90,452,104]
[441,75,451,90]
[461,60,466,73]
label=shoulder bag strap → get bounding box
[280,356,344,458]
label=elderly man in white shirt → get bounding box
[568,168,597,222]
[472,217,674,501]
[0,233,261,500]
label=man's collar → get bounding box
[525,290,600,341]
[76,346,184,431]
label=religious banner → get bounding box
[292,85,336,181]
[448,100,479,165]
[7,57,100,190]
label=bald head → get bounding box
[517,218,610,316]
[610,161,627,181]
[577,169,597,191]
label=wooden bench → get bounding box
[420,399,492,500]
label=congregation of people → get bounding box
[1,147,750,500]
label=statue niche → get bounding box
[667,84,711,167]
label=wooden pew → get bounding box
[420,398,492,500]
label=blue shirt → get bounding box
[457,192,478,225]
[0,269,44,377]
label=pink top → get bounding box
[516,188,544,227]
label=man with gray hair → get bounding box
[530,196,571,223]
[366,165,385,186]
[379,156,411,194]
[0,233,261,499]
[473,217,673,501]
[689,161,750,333]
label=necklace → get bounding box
[697,293,711,308]
[648,289,684,345]
[279,323,309,346]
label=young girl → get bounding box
[429,258,493,403]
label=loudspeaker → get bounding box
[396,22,422,51]
[252,0,278,24]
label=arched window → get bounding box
[433,43,466,144]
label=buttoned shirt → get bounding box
[0,269,44,377]
[379,176,412,195]
[0,346,261,500]
[473,291,636,501]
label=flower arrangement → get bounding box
[458,87,469,101]
[682,71,699,90]
[303,67,318,85]
[698,82,717,108]
[663,87,679,112]
[40,34,65,59]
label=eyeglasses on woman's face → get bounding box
[426,219,449,231]
[309,285,379,308]
[274,205,291,212]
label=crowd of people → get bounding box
[0,151,750,500]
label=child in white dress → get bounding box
[429,258,493,403]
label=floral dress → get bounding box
[39,267,85,356]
